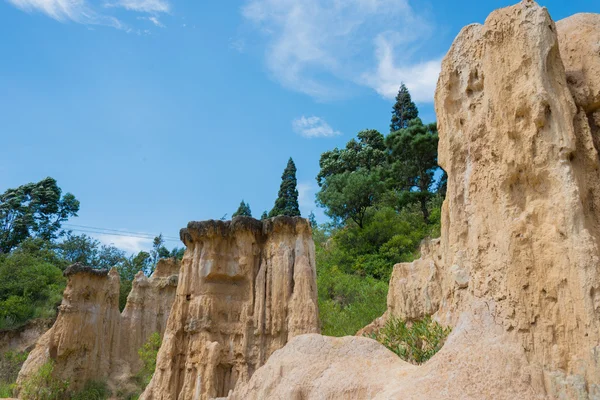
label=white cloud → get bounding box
[107,0,169,13]
[297,182,316,215]
[292,116,341,138]
[94,234,152,254]
[6,0,171,30]
[7,0,123,27]
[241,0,440,102]
[138,15,164,27]
[361,33,441,102]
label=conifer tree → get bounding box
[232,200,252,217]
[390,83,419,132]
[260,211,268,220]
[269,158,301,217]
[308,211,318,229]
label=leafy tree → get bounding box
[390,83,419,132]
[269,158,300,217]
[57,234,100,266]
[260,211,268,220]
[316,129,386,186]
[232,200,252,217]
[151,234,169,268]
[96,245,126,270]
[169,247,185,260]
[385,118,439,223]
[0,177,79,253]
[316,169,385,229]
[57,234,125,270]
[119,251,151,281]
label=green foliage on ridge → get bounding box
[232,200,252,217]
[368,316,451,364]
[315,84,444,337]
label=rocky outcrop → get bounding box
[140,216,319,400]
[228,2,600,399]
[0,318,54,356]
[16,259,179,393]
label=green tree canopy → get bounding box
[390,83,419,132]
[316,169,385,228]
[269,158,301,217]
[316,129,386,186]
[385,118,439,222]
[0,177,80,253]
[232,200,252,217]
[260,211,268,220]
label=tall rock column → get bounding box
[140,216,319,400]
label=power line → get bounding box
[63,225,181,242]
[63,223,179,240]
[66,229,181,243]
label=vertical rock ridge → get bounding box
[140,216,319,400]
[16,258,180,394]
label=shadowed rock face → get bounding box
[228,2,600,399]
[16,258,180,393]
[140,216,320,400]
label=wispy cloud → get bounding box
[138,15,164,27]
[6,0,171,30]
[292,116,341,138]
[94,234,152,254]
[297,181,315,215]
[108,0,169,13]
[361,33,441,103]
[241,0,440,102]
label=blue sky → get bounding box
[1,0,598,253]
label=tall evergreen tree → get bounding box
[269,158,301,217]
[308,211,318,229]
[260,211,268,220]
[390,83,419,132]
[232,200,252,217]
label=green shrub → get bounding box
[0,244,66,330]
[0,350,29,387]
[0,382,15,398]
[317,265,388,336]
[136,332,161,388]
[72,380,110,400]
[369,315,451,364]
[19,360,69,400]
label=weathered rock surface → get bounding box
[228,2,600,399]
[16,259,179,393]
[140,216,319,400]
[0,318,54,356]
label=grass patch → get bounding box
[368,315,451,364]
[19,360,69,400]
[136,332,161,389]
[72,380,110,400]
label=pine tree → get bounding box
[269,158,301,217]
[390,83,419,132]
[308,211,318,229]
[260,211,268,220]
[232,200,252,217]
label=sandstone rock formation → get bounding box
[16,258,179,393]
[140,216,319,400]
[228,2,600,399]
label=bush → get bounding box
[137,332,161,388]
[317,264,388,336]
[0,243,66,330]
[19,360,69,400]
[0,382,15,398]
[72,380,110,400]
[368,315,451,364]
[0,350,29,387]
